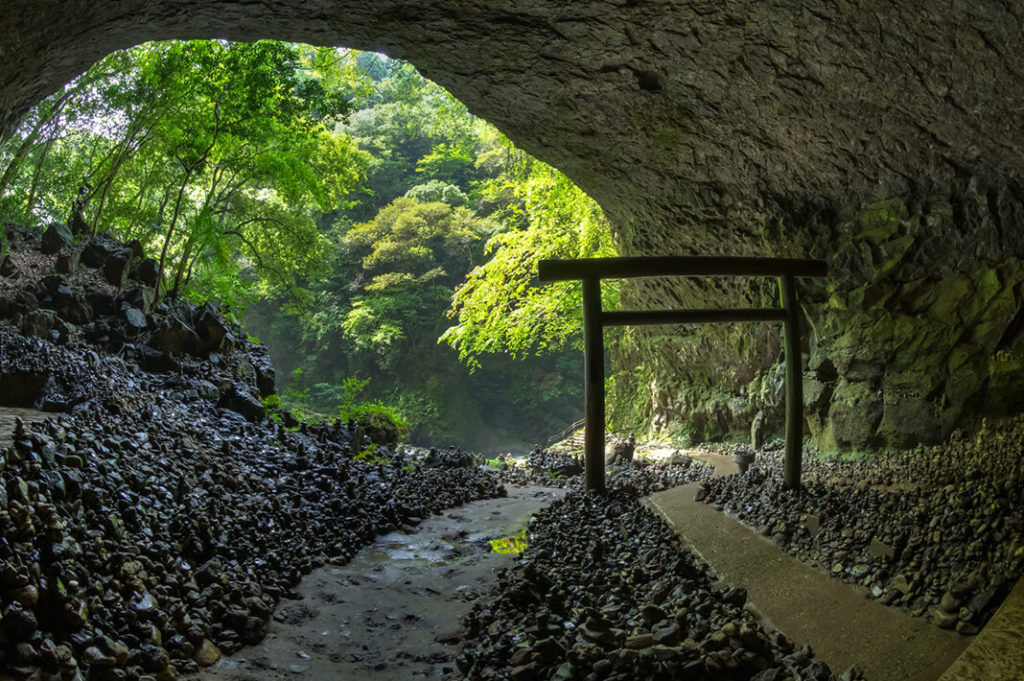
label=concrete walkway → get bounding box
[648,483,968,681]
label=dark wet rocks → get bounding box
[456,488,862,681]
[0,255,17,278]
[696,431,1024,635]
[0,379,504,680]
[0,231,509,680]
[217,381,266,421]
[424,446,480,469]
[498,447,712,496]
[40,222,73,255]
[604,435,635,467]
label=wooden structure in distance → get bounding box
[537,256,828,492]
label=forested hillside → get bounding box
[0,42,619,451]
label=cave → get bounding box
[5,2,1024,450]
[4,4,1024,680]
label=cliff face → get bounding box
[4,1,1024,448]
[615,185,1024,450]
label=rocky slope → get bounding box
[0,224,503,680]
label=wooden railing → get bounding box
[545,417,587,449]
[537,256,828,492]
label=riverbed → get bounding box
[204,485,564,680]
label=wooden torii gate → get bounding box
[537,256,828,492]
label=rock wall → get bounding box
[806,181,1024,450]
[4,1,1024,449]
[614,178,1024,450]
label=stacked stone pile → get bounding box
[498,448,712,494]
[456,488,862,681]
[0,226,504,680]
[697,426,1024,635]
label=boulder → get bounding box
[195,302,231,354]
[7,289,38,317]
[823,380,884,451]
[0,254,17,278]
[362,417,399,449]
[41,221,73,254]
[253,358,276,397]
[126,239,145,259]
[122,305,147,330]
[55,248,81,274]
[20,308,72,344]
[218,383,266,422]
[87,290,117,317]
[81,236,117,268]
[120,286,156,313]
[50,288,92,325]
[150,320,200,355]
[103,247,133,287]
[605,435,635,467]
[136,345,179,373]
[131,258,161,288]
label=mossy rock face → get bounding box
[875,393,942,448]
[984,352,1024,418]
[614,184,1024,453]
[857,199,907,242]
[824,380,884,451]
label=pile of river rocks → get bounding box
[0,225,504,680]
[456,486,863,681]
[696,426,1024,635]
[498,448,713,495]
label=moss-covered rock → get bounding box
[613,183,1024,454]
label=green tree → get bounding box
[338,197,495,372]
[441,148,617,368]
[0,40,370,308]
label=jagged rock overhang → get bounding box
[3,1,1024,241]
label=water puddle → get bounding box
[204,485,564,681]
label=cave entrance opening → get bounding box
[538,255,828,492]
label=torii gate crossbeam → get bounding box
[537,256,828,492]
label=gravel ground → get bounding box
[0,228,507,680]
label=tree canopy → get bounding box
[0,42,618,449]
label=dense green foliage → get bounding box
[0,43,617,450]
[442,155,617,368]
[1,41,366,304]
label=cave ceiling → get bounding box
[2,1,1024,251]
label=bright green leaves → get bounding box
[441,151,617,368]
[335,197,495,373]
[345,198,492,285]
[0,39,369,309]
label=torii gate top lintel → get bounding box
[537,255,828,492]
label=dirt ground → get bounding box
[202,485,565,681]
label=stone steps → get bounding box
[648,483,970,681]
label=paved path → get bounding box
[649,483,969,681]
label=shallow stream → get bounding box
[204,484,564,680]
